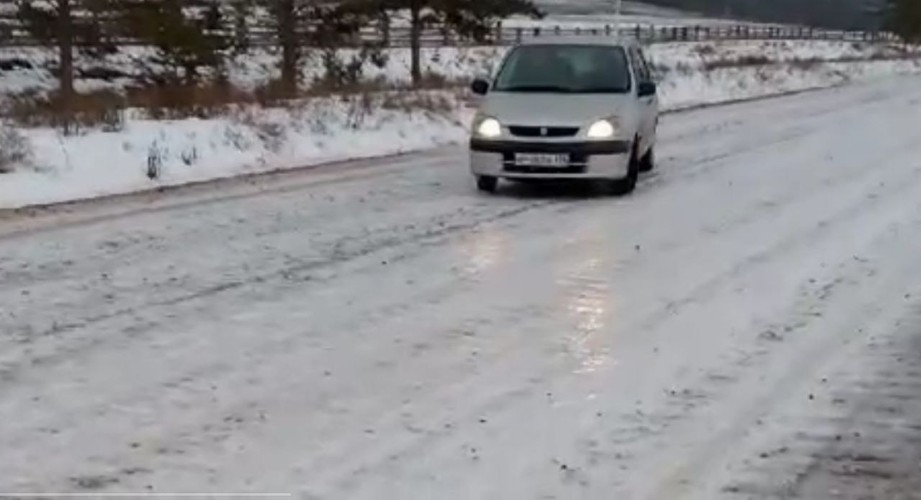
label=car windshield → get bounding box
[492,44,632,94]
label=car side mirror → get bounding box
[471,78,490,96]
[638,81,657,97]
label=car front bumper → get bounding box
[469,138,632,180]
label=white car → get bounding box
[469,37,659,194]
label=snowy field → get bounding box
[1,75,921,497]
[508,0,754,28]
[1,39,919,209]
[355,0,756,30]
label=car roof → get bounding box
[516,36,640,49]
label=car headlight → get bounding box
[587,119,617,139]
[475,117,502,138]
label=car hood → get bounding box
[479,92,635,127]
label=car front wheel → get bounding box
[476,175,499,193]
[639,145,655,173]
[609,144,639,195]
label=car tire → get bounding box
[638,145,655,173]
[610,144,639,195]
[476,175,499,193]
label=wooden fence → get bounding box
[0,19,899,48]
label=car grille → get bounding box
[508,126,580,138]
[504,164,587,174]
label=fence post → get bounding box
[495,21,503,45]
[380,17,391,47]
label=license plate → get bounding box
[514,153,570,167]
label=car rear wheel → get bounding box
[476,175,499,193]
[638,145,655,173]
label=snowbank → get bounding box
[1,40,920,209]
[658,58,921,111]
[0,93,473,208]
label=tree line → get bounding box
[643,0,918,38]
[5,0,541,103]
[5,0,920,109]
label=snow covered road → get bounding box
[2,75,921,499]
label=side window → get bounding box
[636,48,654,82]
[628,47,649,83]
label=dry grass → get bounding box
[703,55,772,71]
[790,57,823,71]
[224,87,459,160]
[0,122,32,173]
[1,72,464,132]
[5,90,126,134]
[125,81,255,120]
[693,44,717,56]
[380,90,454,114]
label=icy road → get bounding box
[3,75,921,499]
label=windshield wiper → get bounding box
[497,85,575,93]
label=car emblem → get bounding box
[540,127,548,136]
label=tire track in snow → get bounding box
[717,305,921,499]
[283,126,921,497]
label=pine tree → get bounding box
[439,0,541,42]
[887,0,921,42]
[378,0,541,86]
[16,0,118,103]
[255,0,371,93]
[262,0,303,93]
[121,0,231,85]
[229,0,252,56]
